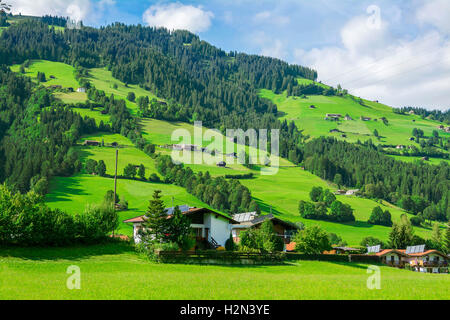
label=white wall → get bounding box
[208,214,232,247]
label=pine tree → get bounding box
[141,190,168,243]
[444,223,450,254]
[166,206,192,250]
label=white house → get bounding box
[123,206,238,248]
[77,87,86,93]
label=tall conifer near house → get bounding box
[141,190,168,242]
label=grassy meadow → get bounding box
[87,68,162,115]
[0,244,448,300]
[260,89,450,150]
[10,60,88,104]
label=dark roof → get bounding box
[123,207,238,224]
[248,214,299,230]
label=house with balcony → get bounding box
[375,249,409,267]
[399,249,449,273]
[124,206,238,248]
[231,213,299,245]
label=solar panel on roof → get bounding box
[165,204,190,215]
[367,245,380,253]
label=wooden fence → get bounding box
[157,250,285,265]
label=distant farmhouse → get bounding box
[324,114,342,121]
[77,87,86,93]
[83,140,100,146]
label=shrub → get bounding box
[225,233,235,251]
[127,92,136,102]
[368,206,393,227]
[293,225,332,254]
[360,236,385,249]
[149,173,161,183]
[0,185,118,246]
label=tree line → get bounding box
[303,137,449,222]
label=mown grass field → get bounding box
[260,89,450,150]
[0,244,448,300]
[10,60,88,104]
[87,68,161,115]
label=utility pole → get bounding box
[112,148,118,237]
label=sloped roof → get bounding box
[375,249,409,257]
[245,214,300,230]
[123,207,238,224]
[398,249,448,258]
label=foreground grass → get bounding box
[0,244,448,300]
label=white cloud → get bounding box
[253,10,290,26]
[294,13,450,109]
[143,3,214,33]
[252,31,286,60]
[416,0,450,35]
[9,0,115,24]
[10,0,92,22]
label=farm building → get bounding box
[344,115,353,121]
[231,213,299,245]
[83,140,100,146]
[77,87,86,93]
[345,189,360,196]
[124,206,238,248]
[396,145,405,150]
[325,114,342,121]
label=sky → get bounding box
[8,0,450,110]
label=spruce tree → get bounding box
[141,190,168,243]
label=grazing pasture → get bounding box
[260,89,450,149]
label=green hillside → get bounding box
[260,88,450,149]
[10,59,442,245]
